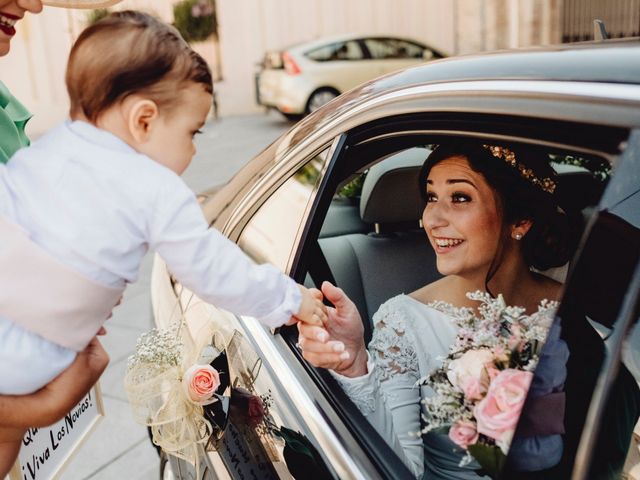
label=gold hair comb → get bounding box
[483,145,557,194]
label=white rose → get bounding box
[447,349,495,392]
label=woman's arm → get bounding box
[0,337,108,428]
[298,283,424,478]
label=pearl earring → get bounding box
[513,232,523,240]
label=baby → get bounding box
[0,10,325,473]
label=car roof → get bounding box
[366,39,640,90]
[284,33,428,53]
[283,39,640,143]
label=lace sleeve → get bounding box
[368,300,420,382]
[330,297,424,478]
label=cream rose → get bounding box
[474,369,533,454]
[447,349,495,395]
[182,364,220,405]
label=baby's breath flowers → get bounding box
[127,326,183,372]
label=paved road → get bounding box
[62,111,291,480]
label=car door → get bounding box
[303,40,369,94]
[516,129,640,480]
[159,137,392,479]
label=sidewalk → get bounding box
[58,111,290,480]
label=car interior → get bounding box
[304,141,608,343]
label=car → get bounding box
[152,39,640,479]
[255,34,444,120]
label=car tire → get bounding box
[305,87,340,114]
[281,112,304,122]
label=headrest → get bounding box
[360,148,430,224]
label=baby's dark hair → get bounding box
[66,10,212,122]
[419,142,583,272]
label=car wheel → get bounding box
[281,112,304,122]
[305,88,339,114]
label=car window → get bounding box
[363,38,424,59]
[305,41,363,61]
[238,148,330,271]
[293,125,623,479]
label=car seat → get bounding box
[318,148,440,342]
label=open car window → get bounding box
[286,114,631,479]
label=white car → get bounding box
[255,34,444,120]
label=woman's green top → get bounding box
[0,81,31,164]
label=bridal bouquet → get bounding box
[419,291,556,477]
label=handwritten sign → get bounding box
[10,385,104,480]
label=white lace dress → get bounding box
[331,294,560,479]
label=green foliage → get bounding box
[294,161,322,187]
[85,8,110,26]
[173,0,218,43]
[468,443,507,479]
[337,174,365,198]
[550,153,611,181]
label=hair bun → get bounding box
[524,208,583,270]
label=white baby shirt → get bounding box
[0,120,301,394]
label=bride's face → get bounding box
[422,155,503,278]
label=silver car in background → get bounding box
[255,34,444,120]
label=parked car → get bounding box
[255,34,444,120]
[152,39,640,479]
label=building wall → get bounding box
[215,0,563,115]
[1,0,565,135]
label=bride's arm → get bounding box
[330,310,424,478]
[297,283,424,478]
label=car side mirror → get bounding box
[423,50,434,61]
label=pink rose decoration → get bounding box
[474,369,533,453]
[449,420,479,449]
[247,395,266,428]
[182,364,220,404]
[507,324,524,351]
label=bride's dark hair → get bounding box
[419,142,583,283]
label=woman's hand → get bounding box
[297,281,368,377]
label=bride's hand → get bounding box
[297,281,368,377]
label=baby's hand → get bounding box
[286,286,327,326]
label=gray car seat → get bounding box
[318,148,441,341]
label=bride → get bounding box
[297,143,580,479]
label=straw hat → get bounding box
[42,0,123,8]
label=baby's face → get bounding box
[144,83,212,175]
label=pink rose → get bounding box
[486,366,501,382]
[507,324,524,351]
[182,364,220,404]
[449,420,479,449]
[247,395,266,428]
[474,369,533,453]
[462,377,485,401]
